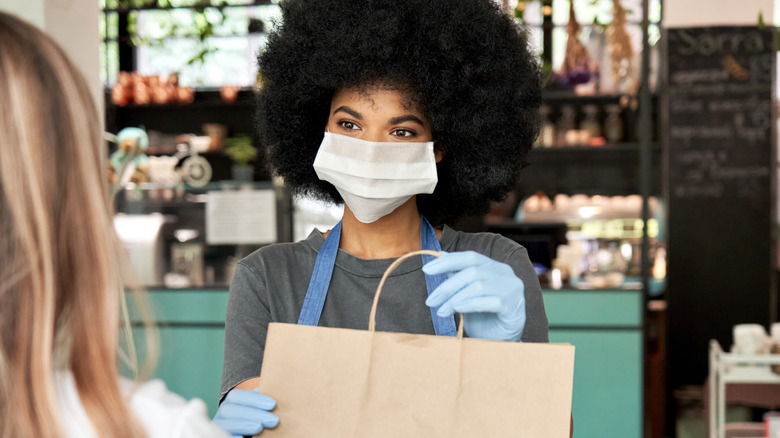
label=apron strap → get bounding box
[420,216,457,337]
[297,216,457,336]
[297,221,342,326]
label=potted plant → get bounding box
[223,135,257,182]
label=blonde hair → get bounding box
[0,13,154,437]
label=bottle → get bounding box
[557,105,576,147]
[604,104,623,143]
[539,105,555,148]
[580,105,600,138]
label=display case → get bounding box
[105,86,289,288]
[114,181,291,289]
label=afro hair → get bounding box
[256,0,541,226]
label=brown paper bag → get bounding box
[257,250,575,437]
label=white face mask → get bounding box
[312,131,438,223]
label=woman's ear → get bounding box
[434,146,446,163]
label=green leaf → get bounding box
[186,47,210,65]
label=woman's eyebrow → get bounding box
[389,115,425,126]
[332,106,362,120]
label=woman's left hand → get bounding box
[423,251,526,342]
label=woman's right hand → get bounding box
[213,389,279,437]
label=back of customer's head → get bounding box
[0,12,145,437]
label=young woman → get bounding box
[0,13,228,438]
[214,0,548,435]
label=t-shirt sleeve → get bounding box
[220,261,271,400]
[496,245,550,343]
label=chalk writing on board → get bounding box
[671,69,729,84]
[667,26,773,201]
[674,184,723,198]
[672,28,767,57]
[669,125,768,144]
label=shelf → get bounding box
[121,180,275,192]
[531,142,654,152]
[524,21,661,29]
[527,143,661,164]
[541,91,659,105]
[106,89,255,109]
[720,351,780,384]
[541,91,635,105]
[722,365,780,384]
[710,340,780,438]
[723,353,780,366]
[105,90,258,135]
[102,0,275,13]
[109,100,254,111]
[519,143,662,197]
[115,181,277,211]
[103,32,264,44]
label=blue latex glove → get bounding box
[213,388,279,437]
[423,251,526,342]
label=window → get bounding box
[100,0,282,88]
[510,0,661,93]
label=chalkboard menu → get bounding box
[666,27,776,390]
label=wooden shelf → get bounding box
[102,0,274,13]
[105,90,257,135]
[541,91,633,105]
[518,143,662,197]
[531,142,650,151]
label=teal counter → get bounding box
[129,289,229,417]
[545,290,643,438]
[130,288,643,437]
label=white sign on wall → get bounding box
[206,190,277,245]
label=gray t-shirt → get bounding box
[220,226,549,398]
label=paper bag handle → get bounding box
[368,250,464,339]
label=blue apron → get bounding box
[297,215,457,336]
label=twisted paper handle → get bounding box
[368,250,464,339]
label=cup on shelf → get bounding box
[732,323,769,355]
[220,85,240,103]
[176,86,195,104]
[189,135,212,154]
[202,123,228,150]
[771,322,780,343]
[771,322,780,374]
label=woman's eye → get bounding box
[339,121,359,130]
[392,129,415,138]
